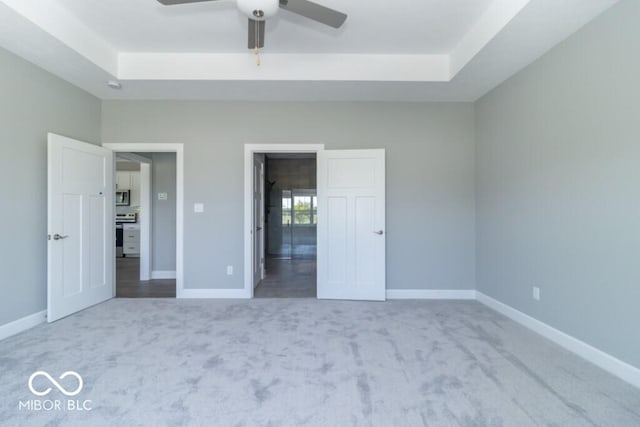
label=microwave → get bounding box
[115,190,130,206]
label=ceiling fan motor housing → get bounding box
[238,0,278,19]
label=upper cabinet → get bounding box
[116,171,141,207]
[116,171,132,190]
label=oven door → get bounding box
[115,224,124,257]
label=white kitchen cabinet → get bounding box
[123,223,140,256]
[116,171,131,190]
[116,171,141,207]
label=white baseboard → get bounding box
[151,270,176,280]
[178,288,250,299]
[386,289,477,300]
[476,292,640,389]
[0,310,47,341]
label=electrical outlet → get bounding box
[226,265,233,276]
[532,286,541,301]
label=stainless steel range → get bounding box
[116,213,137,257]
[116,213,137,223]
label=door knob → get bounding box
[373,230,384,235]
[51,234,69,240]
[256,227,263,231]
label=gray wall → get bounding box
[0,47,101,325]
[151,153,177,271]
[475,0,640,368]
[102,102,476,290]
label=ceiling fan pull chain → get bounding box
[254,23,261,66]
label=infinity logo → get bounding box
[28,371,83,397]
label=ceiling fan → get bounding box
[157,0,347,49]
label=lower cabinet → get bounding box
[123,224,140,256]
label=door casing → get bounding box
[103,143,185,297]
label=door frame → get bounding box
[244,144,324,298]
[103,143,184,297]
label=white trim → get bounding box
[244,144,325,299]
[119,53,449,82]
[116,152,151,164]
[387,289,477,300]
[151,270,176,280]
[139,163,152,281]
[0,310,47,341]
[179,288,250,299]
[103,143,184,298]
[476,292,640,390]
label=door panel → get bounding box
[318,149,385,301]
[48,133,114,322]
[62,194,82,296]
[327,196,348,285]
[89,195,106,288]
[355,196,377,288]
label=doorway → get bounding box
[103,143,185,297]
[244,144,386,301]
[114,152,177,298]
[255,154,318,298]
[244,144,324,298]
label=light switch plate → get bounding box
[194,203,204,213]
[158,192,168,200]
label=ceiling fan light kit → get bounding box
[238,0,279,19]
[157,0,347,55]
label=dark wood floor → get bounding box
[254,256,317,298]
[116,257,176,298]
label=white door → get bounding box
[317,149,386,301]
[253,155,265,288]
[48,133,114,322]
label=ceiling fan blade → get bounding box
[157,0,219,5]
[278,0,346,28]
[248,18,266,49]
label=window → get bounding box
[282,190,317,225]
[312,196,317,225]
[282,190,292,225]
[294,196,312,224]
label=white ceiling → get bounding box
[0,0,618,101]
[55,0,494,54]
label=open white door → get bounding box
[317,149,386,301]
[253,155,265,288]
[48,133,114,322]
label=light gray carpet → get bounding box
[0,299,639,426]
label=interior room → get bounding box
[1,0,639,425]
